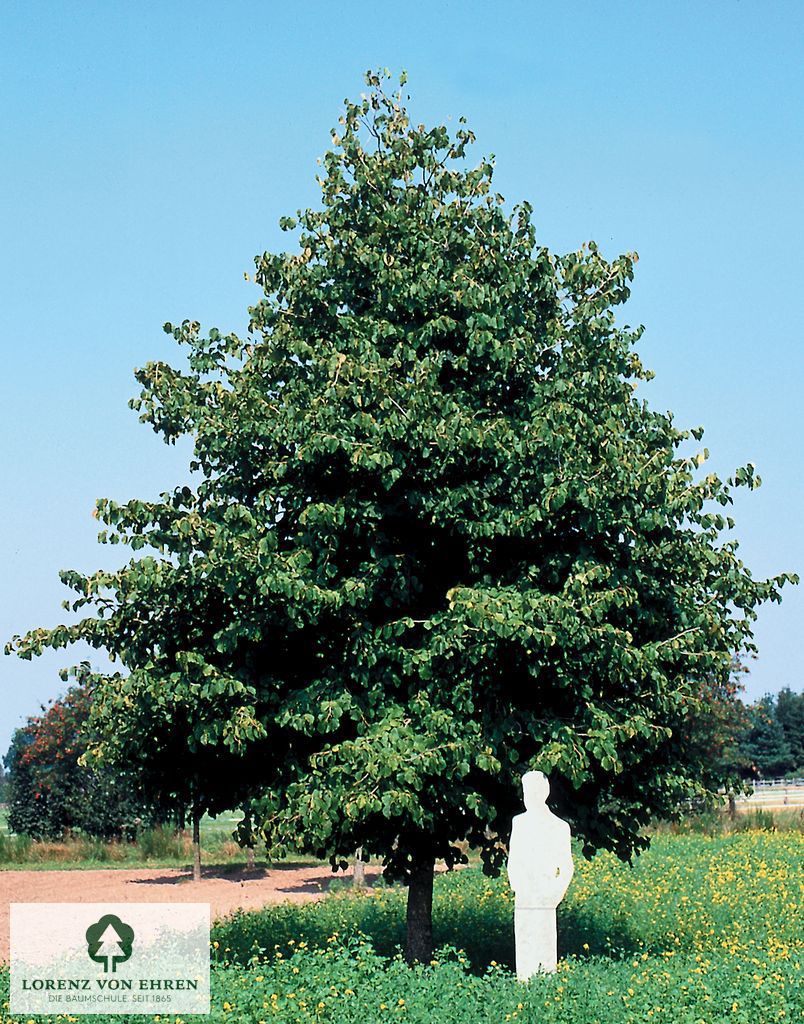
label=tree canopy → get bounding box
[7,70,796,960]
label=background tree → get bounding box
[741,695,796,778]
[674,662,752,816]
[4,682,166,840]
[774,687,804,773]
[70,657,267,880]
[8,71,796,961]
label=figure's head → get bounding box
[521,770,549,809]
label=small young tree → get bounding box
[74,660,266,880]
[8,71,795,960]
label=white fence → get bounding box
[735,778,804,809]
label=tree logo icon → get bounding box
[85,914,135,973]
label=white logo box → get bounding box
[11,903,210,1014]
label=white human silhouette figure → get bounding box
[507,770,574,978]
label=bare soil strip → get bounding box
[0,863,378,962]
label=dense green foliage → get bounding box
[775,687,804,771]
[675,680,804,785]
[6,71,796,953]
[2,831,801,1022]
[3,684,165,840]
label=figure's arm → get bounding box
[506,818,526,893]
[557,824,574,895]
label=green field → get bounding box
[1,830,801,1023]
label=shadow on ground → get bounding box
[212,880,652,972]
[127,862,360,885]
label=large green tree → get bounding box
[8,71,795,961]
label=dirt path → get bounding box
[0,863,379,963]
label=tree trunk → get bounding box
[728,792,736,821]
[192,806,202,883]
[353,847,366,888]
[242,807,256,870]
[405,855,435,964]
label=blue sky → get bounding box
[1,1,802,754]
